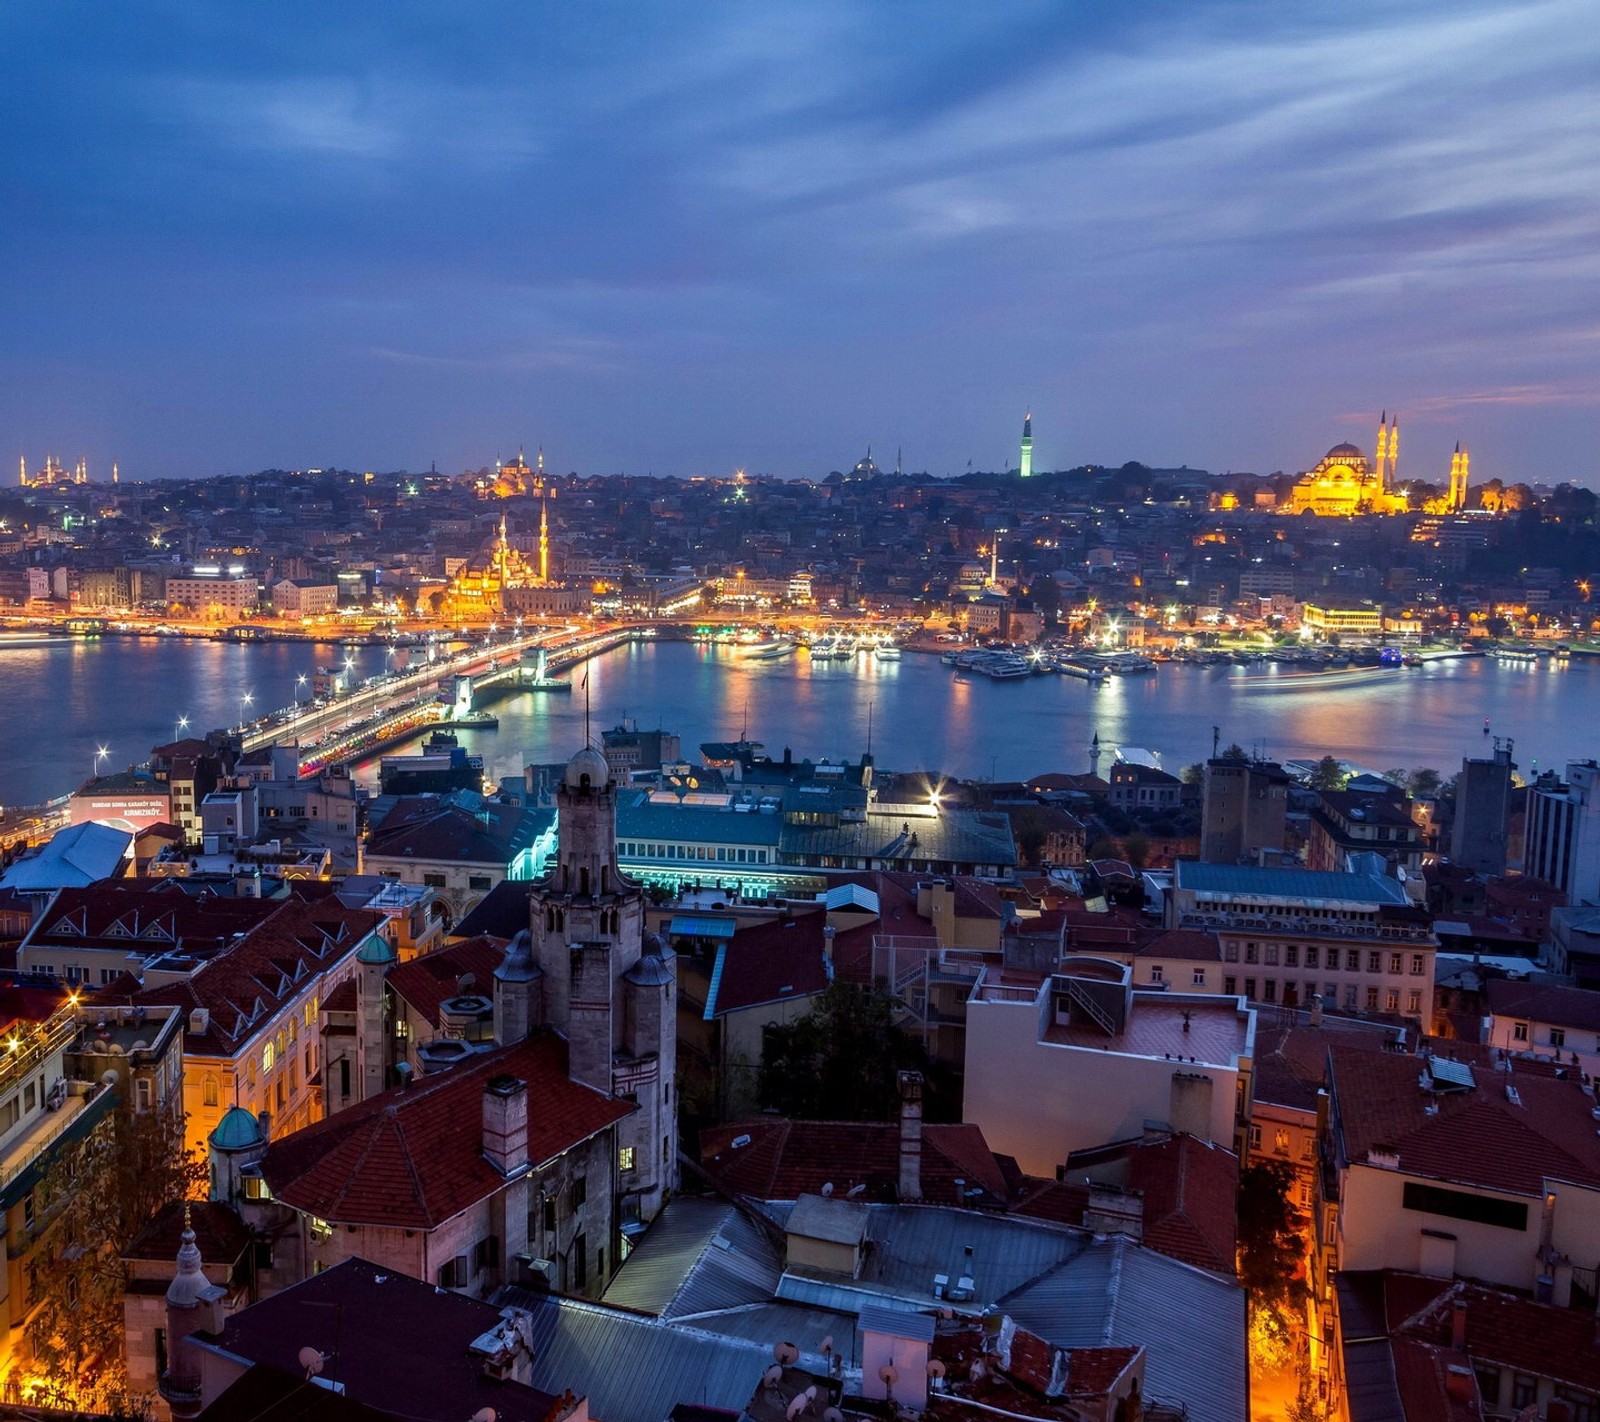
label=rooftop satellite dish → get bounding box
[820,1182,834,1197]
[879,1365,899,1386]
[824,1410,845,1422]
[820,1335,833,1356]
[774,1341,800,1365]
[762,1365,784,1389]
[846,1183,866,1198]
[927,1360,947,1379]
[298,1347,324,1378]
[785,1395,810,1421]
[471,1411,497,1422]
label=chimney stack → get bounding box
[1451,1297,1468,1352]
[898,1070,924,1202]
[483,1074,529,1176]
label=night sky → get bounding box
[3,1,1597,484]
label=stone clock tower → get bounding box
[505,744,678,1223]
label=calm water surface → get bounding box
[0,637,1590,806]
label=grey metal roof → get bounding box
[618,799,783,846]
[668,1301,859,1367]
[1175,861,1407,905]
[1000,1236,1249,1422]
[601,1196,782,1319]
[0,821,133,891]
[501,1290,775,1422]
[858,1305,935,1341]
[780,809,1016,868]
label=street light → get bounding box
[239,691,254,733]
[176,715,189,741]
[92,745,108,779]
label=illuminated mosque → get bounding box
[445,450,559,616]
[1283,413,1409,516]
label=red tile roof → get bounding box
[1485,977,1600,1033]
[1013,1133,1239,1277]
[127,898,383,1056]
[700,1117,1012,1204]
[24,882,281,961]
[263,1032,633,1228]
[125,1200,253,1265]
[706,915,830,1016]
[1329,1044,1600,1195]
[385,935,508,1029]
[1139,928,1220,963]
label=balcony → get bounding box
[158,1372,203,1406]
[1179,911,1431,943]
[0,1079,114,1195]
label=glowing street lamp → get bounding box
[176,715,189,740]
[238,692,254,733]
[92,745,109,779]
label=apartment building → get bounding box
[1167,862,1437,1023]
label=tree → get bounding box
[1309,755,1346,792]
[1181,763,1206,785]
[1009,807,1049,866]
[26,1096,208,1413]
[1407,767,1442,797]
[1122,831,1150,869]
[1086,835,1120,861]
[759,981,937,1121]
[1238,1159,1309,1376]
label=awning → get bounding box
[668,915,736,939]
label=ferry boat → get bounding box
[1105,654,1157,675]
[982,653,1033,680]
[872,639,902,661]
[742,639,796,660]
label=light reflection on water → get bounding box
[0,637,1589,805]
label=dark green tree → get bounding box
[759,982,935,1121]
[1122,831,1151,869]
[1407,767,1442,797]
[1237,1159,1307,1310]
[1309,755,1346,792]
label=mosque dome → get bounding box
[1326,442,1364,459]
[564,745,611,791]
[210,1105,265,1152]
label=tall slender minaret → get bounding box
[18,455,24,487]
[1450,443,1470,512]
[1387,415,1399,489]
[1374,411,1389,491]
[1019,411,1034,479]
[112,461,119,485]
[538,487,550,583]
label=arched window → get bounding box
[203,1075,219,1108]
[263,1042,275,1074]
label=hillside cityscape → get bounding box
[5,3,1600,1422]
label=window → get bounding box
[1386,990,1399,1013]
[1224,941,1239,962]
[1402,1181,1528,1230]
[1244,978,1257,999]
[1249,1124,1262,1149]
[1263,980,1277,1003]
[1344,986,1358,1009]
[1193,969,1206,987]
[1551,1028,1567,1048]
[1367,951,1382,974]
[570,1177,587,1211]
[436,1255,469,1289]
[1411,954,1426,976]
[1346,949,1360,971]
[1408,991,1422,1015]
[468,875,492,891]
[1513,1022,1529,1042]
[262,1042,275,1074]
[619,1146,636,1172]
[1366,987,1380,1010]
[422,872,446,888]
[1224,976,1237,996]
[135,1077,153,1113]
[1245,942,1259,964]
[473,1236,500,1273]
[1285,945,1299,968]
[1274,1128,1290,1156]
[1149,965,1165,983]
[1389,952,1403,974]
[1512,1378,1537,1410]
[1265,944,1280,966]
[1305,946,1318,969]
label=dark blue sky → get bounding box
[4,1,1597,484]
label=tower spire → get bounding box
[1019,410,1034,478]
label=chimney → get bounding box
[1444,1365,1475,1405]
[1450,1297,1468,1352]
[483,1074,529,1176]
[898,1070,924,1202]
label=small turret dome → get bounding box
[564,745,611,791]
[210,1104,265,1152]
[357,932,396,965]
[494,928,540,984]
[166,1206,210,1309]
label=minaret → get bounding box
[1090,731,1102,777]
[162,1205,227,1420]
[18,455,24,487]
[1451,443,1470,511]
[989,535,1000,588]
[112,460,119,485]
[1019,411,1034,479]
[1374,411,1389,491]
[354,931,396,1103]
[538,488,550,583]
[1387,415,1399,489]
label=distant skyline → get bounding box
[3,2,1597,485]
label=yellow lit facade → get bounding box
[1283,413,1408,516]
